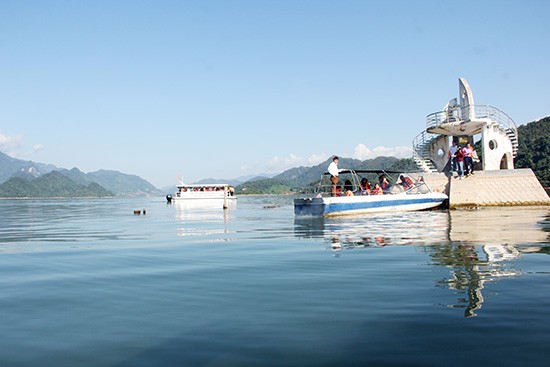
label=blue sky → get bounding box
[1,0,549,188]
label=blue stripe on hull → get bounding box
[294,196,446,216]
[325,197,443,214]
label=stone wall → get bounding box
[448,168,550,208]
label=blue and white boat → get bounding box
[294,170,448,217]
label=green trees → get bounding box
[516,116,550,188]
[0,171,114,198]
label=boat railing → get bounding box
[301,171,432,197]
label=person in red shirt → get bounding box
[456,146,465,179]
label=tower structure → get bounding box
[413,78,518,173]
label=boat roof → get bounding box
[176,183,232,187]
[322,169,424,176]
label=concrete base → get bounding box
[421,172,451,195]
[448,168,550,208]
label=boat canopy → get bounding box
[322,169,424,176]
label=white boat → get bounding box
[294,170,447,217]
[168,183,237,202]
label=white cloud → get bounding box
[353,143,412,160]
[308,153,329,165]
[0,133,23,155]
[246,145,411,177]
[267,153,301,171]
[0,133,43,158]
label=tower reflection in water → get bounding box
[294,208,550,317]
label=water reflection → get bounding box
[172,200,236,241]
[294,207,550,317]
[294,210,451,249]
[449,207,550,244]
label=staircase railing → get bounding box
[412,131,439,171]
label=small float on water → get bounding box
[294,170,448,217]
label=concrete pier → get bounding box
[448,169,550,208]
[421,169,550,208]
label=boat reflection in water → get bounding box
[294,210,451,250]
[294,207,550,317]
[173,199,236,241]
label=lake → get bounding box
[1,196,549,367]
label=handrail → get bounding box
[425,104,517,135]
[412,131,439,169]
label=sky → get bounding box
[1,0,549,188]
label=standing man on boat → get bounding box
[328,156,342,197]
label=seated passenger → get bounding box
[343,179,353,193]
[379,175,391,194]
[372,184,383,195]
[399,175,414,190]
[355,178,371,195]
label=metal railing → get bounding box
[425,104,517,135]
[412,131,439,171]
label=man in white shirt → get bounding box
[448,140,458,172]
[328,156,341,197]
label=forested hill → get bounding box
[0,151,160,196]
[236,156,418,194]
[516,116,550,188]
[0,171,114,198]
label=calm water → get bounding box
[1,197,549,367]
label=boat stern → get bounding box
[294,197,326,216]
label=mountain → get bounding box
[192,177,243,186]
[0,151,58,183]
[0,151,161,196]
[59,168,160,196]
[235,156,419,194]
[0,171,114,198]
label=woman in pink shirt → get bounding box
[463,143,475,176]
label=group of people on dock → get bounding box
[448,141,479,179]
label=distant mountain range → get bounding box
[0,151,160,197]
[235,156,419,194]
[5,114,546,198]
[0,171,114,198]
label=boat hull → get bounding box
[294,193,448,217]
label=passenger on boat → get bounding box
[335,186,343,197]
[343,179,353,193]
[356,178,371,195]
[372,184,383,195]
[378,175,391,194]
[328,156,342,197]
[399,175,414,189]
